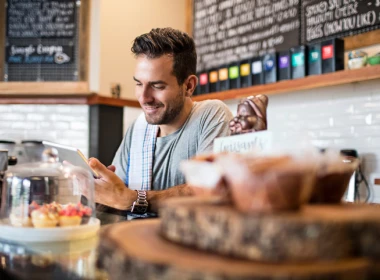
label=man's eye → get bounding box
[136,83,142,86]
[152,85,165,90]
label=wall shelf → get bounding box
[0,92,141,107]
[192,65,380,102]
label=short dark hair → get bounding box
[131,28,197,85]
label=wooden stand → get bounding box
[98,219,370,280]
[159,197,380,262]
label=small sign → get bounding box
[6,44,73,64]
[213,131,273,154]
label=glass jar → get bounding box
[0,149,99,242]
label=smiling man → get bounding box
[87,28,233,214]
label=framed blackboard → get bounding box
[4,0,79,81]
[301,0,380,44]
[193,0,301,71]
[193,0,380,72]
[6,0,76,38]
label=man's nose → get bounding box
[138,86,154,103]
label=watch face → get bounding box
[131,202,148,214]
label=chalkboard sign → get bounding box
[301,0,380,44]
[6,0,76,38]
[6,44,73,64]
[193,0,301,71]
[4,0,79,81]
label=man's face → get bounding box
[134,55,186,125]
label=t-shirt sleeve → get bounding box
[197,101,233,154]
[112,122,135,185]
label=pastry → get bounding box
[58,204,82,227]
[31,204,59,228]
[59,203,92,227]
[216,154,316,213]
[310,154,359,204]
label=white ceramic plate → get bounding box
[0,217,100,242]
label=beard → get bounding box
[143,90,186,125]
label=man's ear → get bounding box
[184,75,198,97]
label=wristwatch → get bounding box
[131,190,149,213]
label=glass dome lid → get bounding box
[0,148,96,231]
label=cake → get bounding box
[59,203,92,227]
[31,204,59,228]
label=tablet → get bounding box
[42,141,99,178]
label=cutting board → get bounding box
[159,196,380,262]
[98,219,370,280]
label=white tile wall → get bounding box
[0,105,89,157]
[225,79,380,203]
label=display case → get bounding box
[0,149,99,242]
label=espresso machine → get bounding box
[0,150,17,208]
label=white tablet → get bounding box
[42,141,99,178]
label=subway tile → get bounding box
[11,122,36,130]
[0,106,11,113]
[26,113,45,122]
[70,122,88,130]
[56,130,87,140]
[10,105,36,113]
[24,130,57,140]
[53,122,70,130]
[1,113,26,121]
[0,122,13,129]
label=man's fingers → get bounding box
[107,165,116,172]
[89,158,115,181]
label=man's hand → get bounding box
[82,158,136,210]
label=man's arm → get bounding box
[87,158,202,213]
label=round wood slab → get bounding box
[98,219,370,280]
[159,196,380,262]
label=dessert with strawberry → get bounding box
[31,203,59,228]
[58,203,92,227]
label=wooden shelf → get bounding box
[0,92,141,107]
[192,65,380,102]
[0,82,89,94]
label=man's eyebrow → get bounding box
[133,77,167,85]
[149,80,167,85]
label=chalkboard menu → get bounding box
[193,0,380,72]
[4,0,79,81]
[7,0,76,38]
[193,0,301,71]
[301,0,380,44]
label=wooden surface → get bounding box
[159,196,380,262]
[186,0,193,36]
[0,0,5,82]
[0,92,141,107]
[0,81,89,94]
[79,0,91,81]
[345,30,380,51]
[193,65,380,102]
[98,219,370,280]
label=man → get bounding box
[86,28,233,213]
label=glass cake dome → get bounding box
[0,148,99,242]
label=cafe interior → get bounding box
[1,0,380,279]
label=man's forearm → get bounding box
[146,184,195,212]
